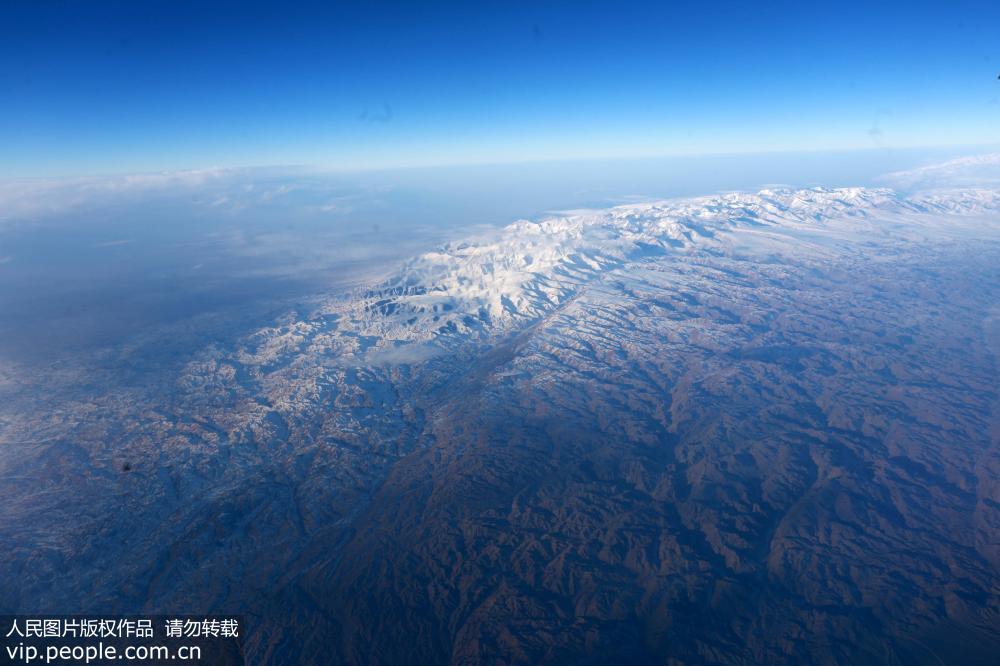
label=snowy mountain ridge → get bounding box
[291,186,996,358]
[225,185,998,374]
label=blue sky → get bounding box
[2,0,999,177]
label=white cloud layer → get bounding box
[879,153,1000,190]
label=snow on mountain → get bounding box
[209,181,1000,383]
[286,186,998,363]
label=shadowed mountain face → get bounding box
[1,182,999,664]
[311,252,998,665]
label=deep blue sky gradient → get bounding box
[2,0,999,177]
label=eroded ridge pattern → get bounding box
[1,185,999,664]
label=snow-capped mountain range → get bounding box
[293,186,1000,360]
